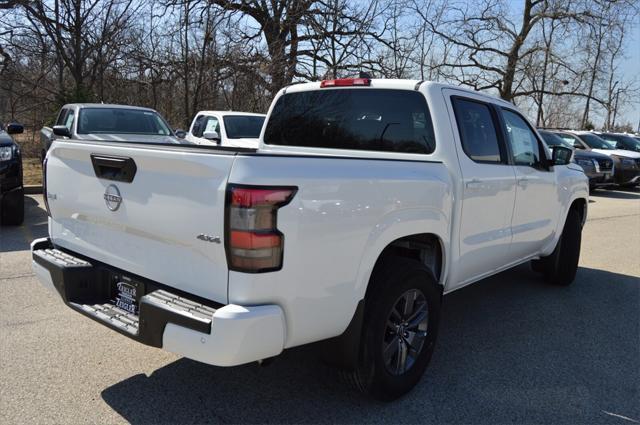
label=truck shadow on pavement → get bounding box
[590,187,639,200]
[101,264,639,424]
[0,196,48,253]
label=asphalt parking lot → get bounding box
[1,191,638,424]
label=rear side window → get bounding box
[264,89,435,154]
[452,98,502,163]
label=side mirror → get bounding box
[6,122,24,135]
[552,145,573,166]
[203,130,220,143]
[174,129,187,139]
[52,125,72,138]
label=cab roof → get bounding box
[282,78,513,107]
[63,103,158,112]
[195,111,266,117]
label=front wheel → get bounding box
[0,188,25,226]
[531,208,582,286]
[347,257,441,401]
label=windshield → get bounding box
[578,133,612,150]
[78,108,172,136]
[264,89,436,154]
[222,115,265,139]
[539,131,573,148]
[598,133,640,152]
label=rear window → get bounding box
[78,108,171,136]
[223,115,265,139]
[264,89,435,154]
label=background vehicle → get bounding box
[40,104,186,161]
[538,130,613,191]
[595,132,640,153]
[185,111,265,148]
[0,121,25,225]
[552,130,640,187]
[32,79,587,401]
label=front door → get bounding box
[499,108,558,260]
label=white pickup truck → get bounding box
[184,110,266,148]
[32,78,588,400]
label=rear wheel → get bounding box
[531,208,582,286]
[347,257,441,401]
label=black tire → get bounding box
[0,188,25,226]
[347,257,441,401]
[531,208,582,286]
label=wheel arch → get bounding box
[364,233,445,299]
[569,197,587,227]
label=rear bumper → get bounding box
[31,237,285,367]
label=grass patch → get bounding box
[23,158,42,186]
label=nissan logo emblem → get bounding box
[104,184,123,211]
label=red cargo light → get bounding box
[226,185,297,273]
[320,78,371,88]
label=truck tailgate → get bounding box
[45,141,234,303]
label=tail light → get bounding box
[226,184,297,273]
[42,156,51,216]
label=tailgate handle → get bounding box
[90,154,137,183]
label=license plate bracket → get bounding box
[111,274,144,315]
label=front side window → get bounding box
[56,109,69,126]
[77,108,171,136]
[452,98,502,163]
[502,109,541,167]
[64,110,75,131]
[191,115,207,137]
[264,89,435,154]
[202,116,220,134]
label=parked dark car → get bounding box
[595,132,640,153]
[0,121,25,225]
[539,130,613,191]
[552,130,640,187]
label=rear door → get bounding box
[444,90,517,288]
[46,140,234,303]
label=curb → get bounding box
[24,185,43,195]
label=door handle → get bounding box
[466,178,483,189]
[517,177,529,187]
